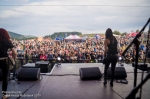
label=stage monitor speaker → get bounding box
[132,63,148,71]
[79,67,102,80]
[17,68,40,81]
[107,67,127,79]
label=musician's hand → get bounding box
[13,61,15,65]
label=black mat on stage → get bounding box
[0,63,150,99]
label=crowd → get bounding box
[8,34,150,67]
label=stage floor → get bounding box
[0,63,150,99]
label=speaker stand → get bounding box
[9,64,20,84]
[9,76,20,84]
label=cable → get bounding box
[0,5,149,7]
[110,86,125,99]
[16,75,43,99]
[108,79,125,99]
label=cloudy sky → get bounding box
[0,0,150,36]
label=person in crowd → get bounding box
[139,50,145,62]
[28,51,33,63]
[77,51,82,63]
[24,50,29,64]
[86,53,91,63]
[0,28,17,99]
[90,51,96,63]
[47,51,54,69]
[81,53,86,63]
[97,51,103,63]
[40,51,47,61]
[125,52,133,63]
[103,28,118,87]
[65,53,71,63]
[17,50,24,66]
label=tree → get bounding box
[113,30,121,35]
[121,32,127,36]
[136,29,140,33]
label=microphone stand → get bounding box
[122,18,150,99]
[126,72,150,99]
[139,24,150,99]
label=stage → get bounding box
[0,63,150,99]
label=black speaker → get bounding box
[35,61,51,73]
[17,68,40,81]
[132,63,148,71]
[79,67,102,80]
[107,67,127,79]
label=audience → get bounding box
[10,34,148,65]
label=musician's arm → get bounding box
[10,48,17,61]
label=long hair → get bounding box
[0,28,11,41]
[105,28,113,39]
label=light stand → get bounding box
[122,18,150,99]
[56,57,61,66]
[118,56,124,66]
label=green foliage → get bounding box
[121,32,127,36]
[136,29,140,33]
[8,31,37,40]
[44,31,82,39]
[113,30,121,35]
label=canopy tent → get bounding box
[64,34,82,41]
[113,34,121,37]
[128,32,138,37]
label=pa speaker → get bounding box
[107,67,127,79]
[35,61,51,73]
[17,68,40,81]
[79,67,102,80]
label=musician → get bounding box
[103,28,118,87]
[0,28,17,99]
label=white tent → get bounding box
[64,34,82,41]
[113,34,120,37]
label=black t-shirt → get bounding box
[0,40,14,58]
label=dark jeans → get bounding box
[104,55,118,82]
[0,59,9,96]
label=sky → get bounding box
[0,0,150,37]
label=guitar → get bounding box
[7,56,16,71]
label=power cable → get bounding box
[16,75,43,99]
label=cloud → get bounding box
[0,0,150,36]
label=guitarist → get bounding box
[0,28,17,99]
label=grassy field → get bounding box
[79,33,105,37]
